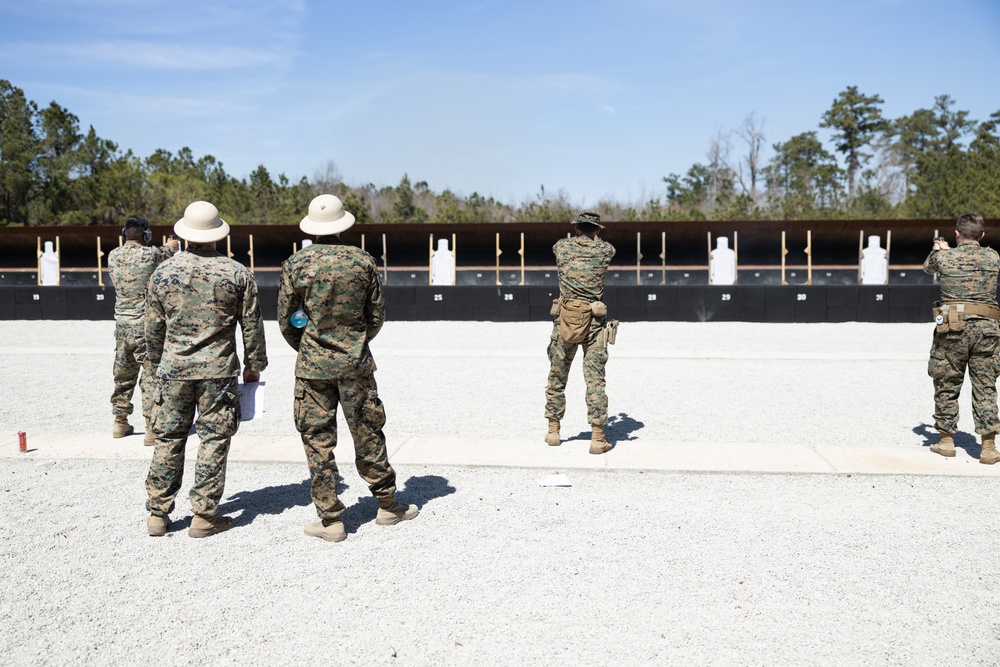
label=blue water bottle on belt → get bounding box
[290,308,308,328]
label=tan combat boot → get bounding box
[929,432,956,458]
[188,514,234,538]
[143,421,156,447]
[589,425,612,455]
[304,520,347,542]
[147,514,168,537]
[112,416,134,438]
[544,420,561,446]
[980,434,999,465]
[375,501,419,526]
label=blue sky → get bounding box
[2,0,999,207]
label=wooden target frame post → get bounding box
[635,232,643,285]
[780,231,789,286]
[226,237,234,259]
[247,235,255,273]
[857,230,864,284]
[885,230,892,285]
[659,232,666,285]
[706,232,713,284]
[804,230,812,285]
[96,237,105,288]
[428,235,434,285]
[495,233,503,285]
[733,231,739,285]
[381,234,388,284]
[518,233,525,286]
[932,229,939,284]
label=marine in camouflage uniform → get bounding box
[544,211,616,454]
[107,217,176,440]
[922,213,1000,464]
[278,194,417,543]
[144,201,268,537]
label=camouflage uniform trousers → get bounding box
[928,318,1000,436]
[145,377,241,517]
[111,320,155,419]
[293,374,398,522]
[544,319,608,426]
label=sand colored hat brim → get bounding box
[300,212,355,236]
[174,218,230,243]
[299,194,356,236]
[174,201,231,243]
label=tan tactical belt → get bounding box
[933,301,1000,333]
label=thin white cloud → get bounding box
[0,40,289,70]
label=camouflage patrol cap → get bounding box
[574,210,605,229]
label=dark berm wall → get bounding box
[1,218,989,270]
[0,285,940,323]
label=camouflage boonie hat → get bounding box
[574,210,605,229]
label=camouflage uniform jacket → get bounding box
[277,238,385,379]
[553,235,616,302]
[108,240,174,322]
[145,248,268,379]
[923,240,999,318]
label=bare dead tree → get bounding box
[736,112,765,200]
[706,130,735,210]
[310,159,343,196]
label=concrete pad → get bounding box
[816,443,994,476]
[6,430,1000,478]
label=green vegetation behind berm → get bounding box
[2,80,998,226]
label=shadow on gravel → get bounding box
[339,474,457,535]
[912,422,981,457]
[219,479,314,528]
[565,412,644,445]
[606,413,645,442]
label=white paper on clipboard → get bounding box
[239,382,265,421]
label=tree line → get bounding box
[1,79,998,226]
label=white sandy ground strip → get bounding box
[0,320,977,450]
[2,458,1000,666]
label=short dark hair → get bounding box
[956,213,985,240]
[123,216,150,240]
[576,221,601,234]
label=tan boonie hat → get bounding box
[174,201,230,243]
[575,210,605,229]
[300,194,356,236]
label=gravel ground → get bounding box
[2,320,999,665]
[2,459,999,666]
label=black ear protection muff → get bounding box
[122,217,153,244]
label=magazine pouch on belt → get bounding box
[933,302,1000,334]
[558,298,592,344]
